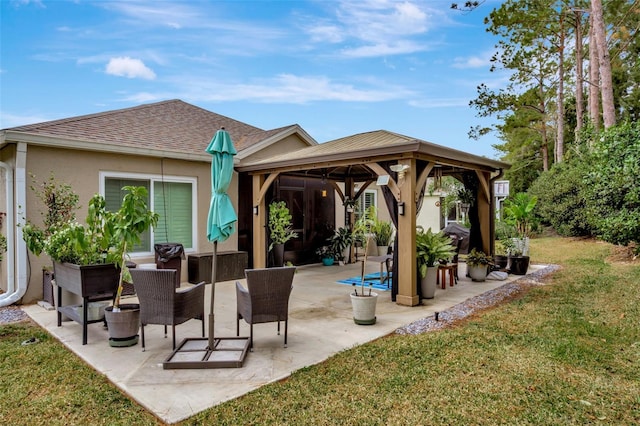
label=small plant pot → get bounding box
[321,257,334,266]
[420,266,438,299]
[509,256,530,275]
[468,264,488,282]
[350,292,378,325]
[105,303,140,347]
[493,255,509,270]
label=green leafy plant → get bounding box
[0,234,6,262]
[329,226,353,262]
[503,192,538,239]
[111,186,159,308]
[352,206,377,296]
[466,248,493,267]
[22,183,158,308]
[22,174,80,258]
[268,201,298,251]
[372,219,393,247]
[416,228,456,279]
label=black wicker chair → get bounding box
[130,269,205,351]
[236,266,296,350]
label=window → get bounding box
[102,173,196,255]
[355,189,377,221]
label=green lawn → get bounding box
[2,236,639,425]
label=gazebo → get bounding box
[237,130,509,307]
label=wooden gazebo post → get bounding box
[395,158,419,306]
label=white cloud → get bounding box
[342,40,426,58]
[452,50,495,69]
[303,0,442,58]
[0,111,55,128]
[105,57,156,80]
[122,73,415,105]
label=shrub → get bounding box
[529,160,592,237]
[582,121,640,252]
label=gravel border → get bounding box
[0,304,30,324]
[395,264,561,335]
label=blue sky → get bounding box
[0,0,507,158]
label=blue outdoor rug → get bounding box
[337,272,392,292]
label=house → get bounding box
[0,100,320,304]
[1,99,509,307]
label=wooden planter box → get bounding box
[187,251,248,283]
[53,262,120,345]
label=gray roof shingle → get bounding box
[4,99,288,154]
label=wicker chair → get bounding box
[130,269,205,351]
[236,266,296,350]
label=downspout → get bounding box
[0,143,28,306]
[489,168,505,256]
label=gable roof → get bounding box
[238,129,509,179]
[1,100,316,161]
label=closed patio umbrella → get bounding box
[164,128,249,369]
[205,128,237,349]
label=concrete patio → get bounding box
[23,261,547,424]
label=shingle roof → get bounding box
[3,99,288,154]
[239,129,509,173]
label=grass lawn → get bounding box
[1,236,639,425]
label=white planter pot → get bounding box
[377,246,388,256]
[350,292,378,325]
[468,264,488,282]
[420,266,438,299]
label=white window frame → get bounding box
[99,171,198,258]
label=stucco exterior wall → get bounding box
[241,134,309,163]
[19,144,239,303]
[417,195,442,233]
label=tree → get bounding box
[590,0,616,128]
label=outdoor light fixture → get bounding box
[390,164,410,184]
[397,201,405,216]
[376,175,390,186]
[253,205,259,215]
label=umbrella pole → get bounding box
[208,240,217,349]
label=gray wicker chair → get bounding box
[236,266,296,350]
[130,269,205,351]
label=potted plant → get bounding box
[330,226,354,264]
[104,186,159,347]
[372,215,394,256]
[493,239,510,271]
[315,245,336,266]
[23,183,158,346]
[268,201,298,267]
[343,197,358,214]
[416,228,455,299]
[466,248,493,282]
[349,207,378,325]
[503,192,537,275]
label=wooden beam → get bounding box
[415,162,434,203]
[475,170,491,204]
[256,172,280,205]
[367,163,401,202]
[252,174,268,268]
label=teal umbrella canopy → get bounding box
[206,129,238,243]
